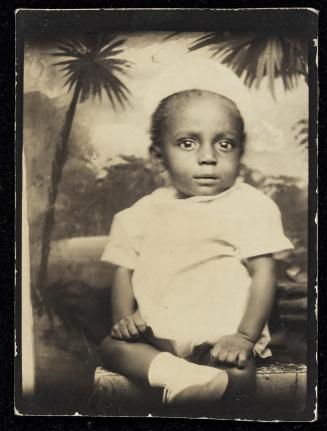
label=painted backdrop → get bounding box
[23,31,309,414]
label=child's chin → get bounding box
[199,189,223,196]
[191,187,225,197]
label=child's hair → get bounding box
[150,89,245,150]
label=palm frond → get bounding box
[103,49,125,57]
[292,118,308,150]
[298,137,308,147]
[53,59,76,67]
[99,39,127,56]
[190,33,256,55]
[266,38,279,99]
[188,32,308,99]
[163,32,182,41]
[53,44,84,55]
[188,32,224,51]
[50,52,85,59]
[102,64,130,77]
[51,33,132,110]
[104,60,130,69]
[63,73,79,92]
[103,82,117,110]
[294,119,309,127]
[92,34,118,53]
[59,36,87,52]
[100,67,131,108]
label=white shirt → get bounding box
[102,182,293,357]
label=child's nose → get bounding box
[197,144,217,165]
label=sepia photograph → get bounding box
[16,8,317,420]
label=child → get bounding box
[99,89,293,407]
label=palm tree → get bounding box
[292,118,309,151]
[183,32,309,148]
[37,33,132,297]
[188,32,308,100]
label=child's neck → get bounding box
[174,187,235,200]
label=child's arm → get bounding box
[111,266,136,323]
[238,255,276,341]
[211,255,275,368]
[110,266,146,341]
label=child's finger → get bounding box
[226,350,238,366]
[126,318,140,338]
[133,315,147,333]
[210,344,221,362]
[217,348,229,363]
[111,325,123,340]
[237,351,248,369]
[119,323,132,340]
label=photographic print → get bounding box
[16,8,317,420]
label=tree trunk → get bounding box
[37,80,82,296]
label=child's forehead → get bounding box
[162,96,241,131]
[166,93,238,116]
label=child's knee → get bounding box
[99,336,129,367]
[224,359,256,402]
[229,364,255,389]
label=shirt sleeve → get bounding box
[237,195,294,260]
[101,209,142,270]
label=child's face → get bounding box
[152,95,244,197]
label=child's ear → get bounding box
[240,132,246,155]
[149,145,166,171]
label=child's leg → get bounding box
[194,346,256,398]
[190,344,256,412]
[99,335,160,382]
[222,355,256,404]
[99,335,229,405]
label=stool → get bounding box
[92,362,307,418]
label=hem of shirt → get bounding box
[240,244,294,260]
[254,346,272,359]
[100,254,136,271]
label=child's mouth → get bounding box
[193,175,220,185]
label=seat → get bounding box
[92,361,307,418]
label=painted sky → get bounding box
[24,32,308,184]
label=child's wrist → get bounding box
[112,310,134,324]
[236,330,256,345]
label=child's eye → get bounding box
[215,140,234,151]
[178,139,197,151]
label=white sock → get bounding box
[148,352,228,404]
[148,352,185,387]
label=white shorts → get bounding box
[143,322,271,359]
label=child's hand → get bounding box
[210,333,254,369]
[111,310,147,341]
